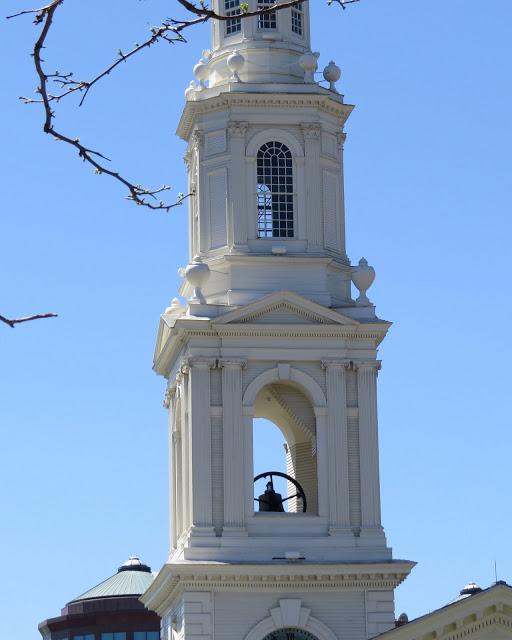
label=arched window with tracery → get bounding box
[257,141,294,238]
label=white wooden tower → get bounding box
[142,2,414,639]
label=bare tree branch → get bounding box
[4,0,359,327]
[0,312,58,328]
[7,0,357,212]
[8,1,198,211]
[177,0,308,21]
[328,0,360,8]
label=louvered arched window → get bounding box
[257,141,294,238]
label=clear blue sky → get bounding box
[1,1,511,638]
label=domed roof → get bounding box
[452,581,483,602]
[69,557,155,603]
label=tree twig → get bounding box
[3,0,359,329]
[0,312,58,328]
[7,0,357,212]
[8,1,203,211]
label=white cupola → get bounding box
[208,0,312,86]
[177,0,360,311]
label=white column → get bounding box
[187,358,216,534]
[220,359,247,535]
[177,371,191,534]
[191,130,207,254]
[228,122,249,250]
[246,156,257,241]
[357,361,382,529]
[243,410,255,520]
[301,123,323,249]
[164,385,178,550]
[171,429,182,550]
[337,131,348,259]
[322,360,351,534]
[313,407,329,518]
[184,149,197,260]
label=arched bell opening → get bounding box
[253,418,289,510]
[253,381,318,514]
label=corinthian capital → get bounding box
[354,360,382,373]
[184,357,217,370]
[184,148,193,170]
[321,359,350,371]
[218,358,247,370]
[191,129,203,153]
[301,123,322,140]
[163,385,176,409]
[227,121,249,138]
[337,132,347,149]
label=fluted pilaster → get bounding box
[187,357,216,532]
[191,130,207,254]
[302,123,323,249]
[322,360,351,533]
[228,122,249,248]
[166,385,178,549]
[177,370,191,533]
[357,361,382,528]
[337,131,347,258]
[220,359,247,533]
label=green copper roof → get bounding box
[69,557,155,603]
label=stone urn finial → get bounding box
[227,50,244,83]
[184,80,196,101]
[298,51,320,83]
[184,256,210,304]
[323,60,341,92]
[351,257,375,305]
[164,297,182,314]
[193,57,209,90]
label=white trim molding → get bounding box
[243,365,327,408]
[141,561,415,617]
[246,128,305,159]
[244,599,338,640]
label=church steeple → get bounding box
[145,6,414,640]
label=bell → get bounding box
[257,480,285,512]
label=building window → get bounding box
[257,142,294,238]
[291,2,303,35]
[101,634,126,640]
[257,0,277,30]
[225,0,241,35]
[134,633,160,640]
[74,636,95,640]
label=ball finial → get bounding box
[298,51,320,83]
[193,58,209,89]
[184,256,210,304]
[323,60,341,92]
[185,80,196,101]
[227,50,244,82]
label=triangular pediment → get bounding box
[213,291,359,326]
[375,583,512,640]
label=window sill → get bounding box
[248,239,307,253]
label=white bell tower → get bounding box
[142,3,414,640]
